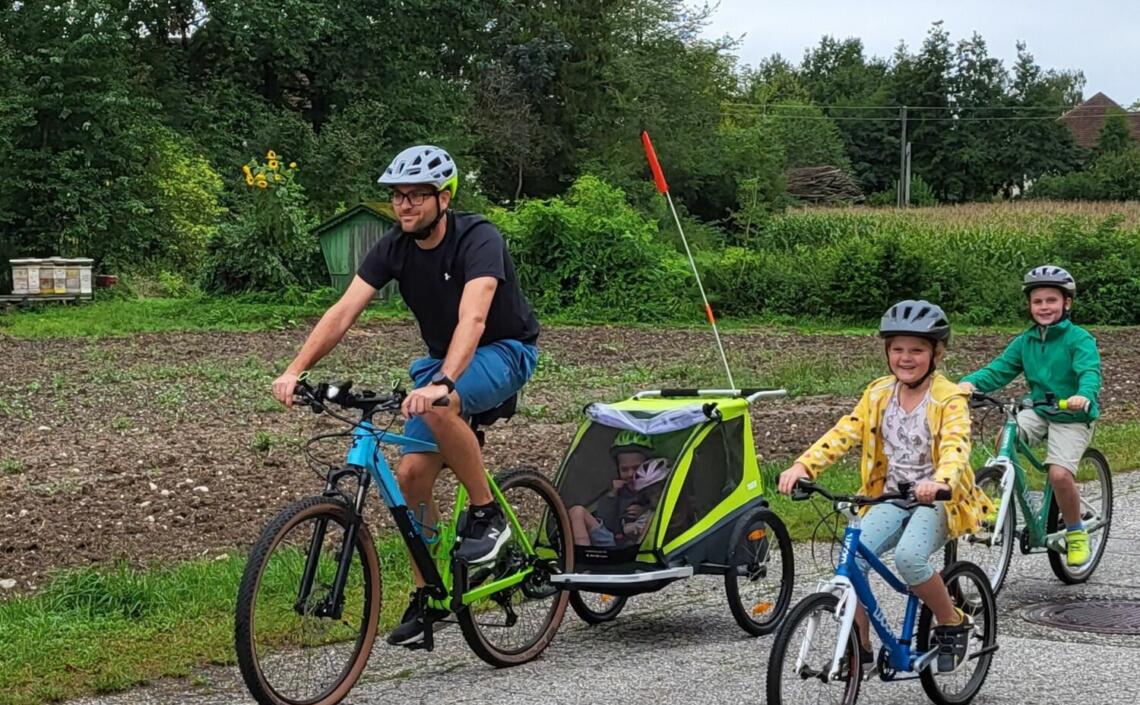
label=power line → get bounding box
[721,106,1079,122]
[724,102,1086,112]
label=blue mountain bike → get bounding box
[767,480,998,705]
[234,379,572,705]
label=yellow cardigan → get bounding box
[795,372,992,539]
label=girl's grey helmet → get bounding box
[1023,265,1076,297]
[878,300,951,343]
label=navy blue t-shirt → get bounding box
[356,212,540,358]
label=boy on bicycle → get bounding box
[778,300,992,671]
[958,266,1102,567]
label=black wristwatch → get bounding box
[430,372,456,393]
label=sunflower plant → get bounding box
[202,149,321,292]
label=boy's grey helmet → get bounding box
[878,300,951,343]
[1023,265,1076,297]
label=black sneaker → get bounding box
[932,612,975,672]
[386,589,447,646]
[836,645,874,682]
[455,502,512,564]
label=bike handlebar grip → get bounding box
[1058,398,1068,410]
[790,478,819,501]
[934,488,952,501]
[432,396,450,407]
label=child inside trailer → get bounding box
[568,432,672,547]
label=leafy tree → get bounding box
[1095,109,1136,157]
[798,36,895,191]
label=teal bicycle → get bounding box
[768,480,997,705]
[945,392,1112,594]
[234,379,572,705]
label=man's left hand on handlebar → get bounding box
[402,383,451,417]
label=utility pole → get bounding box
[898,105,908,208]
[904,142,912,207]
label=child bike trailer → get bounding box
[548,389,795,635]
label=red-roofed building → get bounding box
[1059,92,1140,149]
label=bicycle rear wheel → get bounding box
[235,496,381,705]
[917,561,997,705]
[458,467,572,667]
[1047,448,1112,584]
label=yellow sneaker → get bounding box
[984,498,1000,525]
[1066,528,1090,567]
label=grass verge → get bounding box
[3,295,1094,340]
[0,534,413,705]
[0,296,408,339]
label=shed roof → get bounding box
[312,201,395,237]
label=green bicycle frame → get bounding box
[341,420,546,617]
[423,478,539,613]
[991,414,1103,551]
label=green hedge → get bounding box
[702,213,1140,325]
[489,175,1140,325]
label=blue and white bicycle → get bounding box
[767,480,998,705]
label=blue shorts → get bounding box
[402,339,538,454]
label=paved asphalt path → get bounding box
[68,473,1140,705]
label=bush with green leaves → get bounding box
[201,151,322,293]
[1029,148,1140,202]
[145,128,226,274]
[491,175,696,321]
[908,175,938,207]
[865,175,938,208]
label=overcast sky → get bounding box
[701,0,1139,107]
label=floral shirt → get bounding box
[882,389,934,493]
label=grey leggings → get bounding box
[855,502,948,586]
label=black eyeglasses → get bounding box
[389,189,440,207]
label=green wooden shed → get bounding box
[313,201,397,297]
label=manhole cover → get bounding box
[1022,599,1140,635]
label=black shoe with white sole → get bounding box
[386,589,448,646]
[454,502,512,564]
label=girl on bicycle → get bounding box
[778,300,993,669]
[958,265,1102,568]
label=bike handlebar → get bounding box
[292,378,449,416]
[791,479,952,507]
[968,391,1075,416]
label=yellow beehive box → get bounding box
[38,261,55,294]
[50,257,67,294]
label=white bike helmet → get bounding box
[1023,265,1076,297]
[630,458,670,492]
[378,145,458,196]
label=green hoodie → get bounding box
[962,319,1102,423]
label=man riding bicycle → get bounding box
[271,144,540,646]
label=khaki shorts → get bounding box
[1017,409,1095,473]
